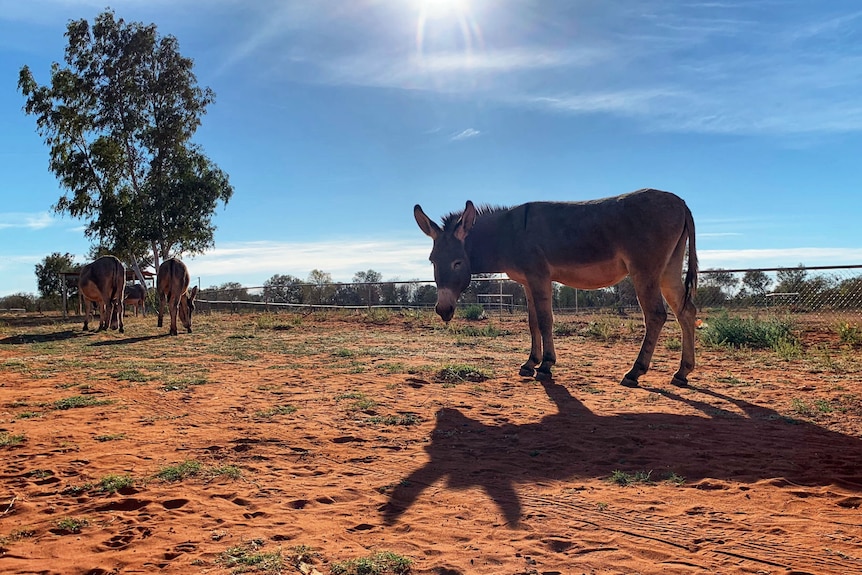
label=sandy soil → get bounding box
[0,309,861,575]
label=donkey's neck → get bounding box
[464,212,508,273]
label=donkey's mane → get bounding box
[441,204,509,231]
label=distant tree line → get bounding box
[8,261,862,314]
[192,265,862,314]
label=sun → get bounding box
[418,0,469,19]
[414,0,482,57]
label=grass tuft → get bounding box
[700,312,797,351]
[331,550,412,575]
[608,469,653,487]
[218,539,284,574]
[99,474,134,493]
[52,395,113,410]
[156,460,202,482]
[0,432,26,447]
[436,364,491,384]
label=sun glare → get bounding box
[415,0,482,57]
[420,0,467,19]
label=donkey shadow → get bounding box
[382,380,862,526]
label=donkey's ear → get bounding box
[414,204,441,239]
[454,200,477,241]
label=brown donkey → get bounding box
[78,255,125,333]
[123,283,147,317]
[157,258,198,336]
[415,188,698,387]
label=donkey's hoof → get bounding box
[671,374,689,387]
[535,370,554,382]
[620,377,640,388]
[519,366,536,378]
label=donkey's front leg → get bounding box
[529,279,557,381]
[519,289,542,377]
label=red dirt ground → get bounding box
[0,310,860,574]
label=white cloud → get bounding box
[699,248,862,270]
[184,239,862,289]
[0,212,55,230]
[185,237,434,287]
[450,128,480,141]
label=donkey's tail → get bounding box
[684,205,698,303]
[110,263,124,304]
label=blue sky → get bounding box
[1,0,861,296]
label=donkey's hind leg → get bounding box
[661,277,696,387]
[622,277,667,387]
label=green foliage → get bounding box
[460,304,486,320]
[253,405,298,420]
[256,313,302,330]
[55,517,88,534]
[18,9,232,262]
[553,321,578,336]
[364,308,393,324]
[218,540,284,574]
[608,470,653,487]
[52,395,113,410]
[286,545,320,566]
[585,318,618,341]
[700,312,796,350]
[367,413,421,426]
[156,460,241,482]
[336,392,377,412]
[664,336,682,351]
[838,322,862,345]
[156,460,202,482]
[206,465,243,481]
[114,369,154,383]
[331,551,412,575]
[0,432,26,447]
[34,252,77,302]
[99,474,134,493]
[262,275,305,305]
[94,433,126,442]
[436,364,491,383]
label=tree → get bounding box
[0,293,36,312]
[18,9,233,284]
[701,269,740,298]
[775,265,807,293]
[412,284,437,306]
[35,252,77,306]
[213,282,249,301]
[305,270,335,305]
[263,274,304,304]
[741,270,771,298]
[353,269,382,306]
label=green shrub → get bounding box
[460,304,485,320]
[99,474,134,493]
[700,312,796,350]
[436,364,491,383]
[331,551,412,575]
[838,322,862,345]
[156,460,202,482]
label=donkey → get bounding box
[414,188,698,387]
[78,255,125,333]
[157,258,198,336]
[124,283,147,317]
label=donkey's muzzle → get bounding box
[436,304,455,323]
[435,288,458,322]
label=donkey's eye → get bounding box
[452,260,463,271]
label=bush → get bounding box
[460,304,485,320]
[700,312,796,350]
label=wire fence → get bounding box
[194,265,862,323]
